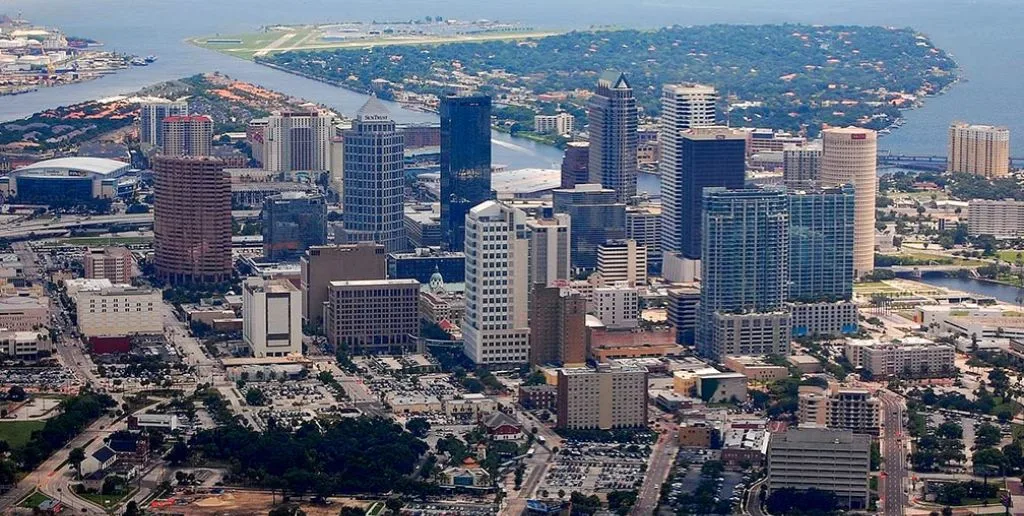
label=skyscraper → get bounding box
[152,156,232,284]
[552,184,626,270]
[341,97,407,253]
[300,243,386,327]
[462,200,531,365]
[560,141,590,189]
[587,71,637,204]
[139,99,188,148]
[660,127,746,279]
[161,115,213,157]
[526,212,571,287]
[659,83,718,132]
[788,184,855,301]
[698,187,791,360]
[440,95,492,251]
[782,142,822,185]
[261,192,328,260]
[948,122,1010,178]
[263,111,334,172]
[820,127,877,277]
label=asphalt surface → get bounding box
[631,416,679,516]
[879,390,908,516]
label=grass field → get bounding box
[0,420,44,449]
[18,490,52,509]
[900,251,987,267]
[997,250,1024,263]
[191,27,561,60]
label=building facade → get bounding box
[626,204,661,266]
[529,286,587,366]
[552,184,626,270]
[782,142,822,185]
[300,243,386,327]
[698,187,790,360]
[767,428,871,509]
[161,115,213,157]
[787,184,855,301]
[152,156,232,284]
[462,201,532,364]
[526,213,571,287]
[597,239,647,287]
[592,283,640,330]
[560,141,590,189]
[263,111,334,172]
[587,71,638,204]
[557,363,648,430]
[242,277,303,358]
[534,112,575,135]
[341,97,407,253]
[76,285,162,337]
[325,279,420,354]
[387,248,465,284]
[661,128,747,272]
[84,247,134,284]
[139,99,188,148]
[968,199,1024,239]
[261,192,328,260]
[440,95,492,252]
[844,338,956,378]
[820,127,877,277]
[948,122,1010,178]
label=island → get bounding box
[196,22,958,137]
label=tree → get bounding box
[123,500,141,516]
[405,417,430,438]
[68,447,86,479]
[7,386,26,401]
[385,496,404,515]
[975,423,1002,449]
[245,388,268,406]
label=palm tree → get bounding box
[68,447,86,479]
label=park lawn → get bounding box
[18,490,52,509]
[901,251,987,266]
[80,491,134,508]
[0,420,45,449]
[997,250,1024,263]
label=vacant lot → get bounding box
[0,420,45,448]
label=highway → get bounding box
[0,213,153,239]
[879,390,908,516]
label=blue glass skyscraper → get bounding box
[440,94,492,251]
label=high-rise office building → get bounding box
[787,184,855,301]
[767,428,870,509]
[341,97,406,253]
[161,115,213,157]
[263,111,334,172]
[529,286,587,366]
[948,122,1010,178]
[83,247,134,284]
[626,204,661,265]
[440,95,492,251]
[300,243,386,327]
[698,187,790,360]
[242,277,303,358]
[560,141,590,189]
[152,156,231,284]
[660,128,746,280]
[526,212,571,288]
[820,127,877,277]
[261,192,328,260]
[660,83,718,132]
[557,363,648,430]
[587,71,637,204]
[462,201,531,365]
[552,184,626,270]
[783,142,822,185]
[139,99,188,148]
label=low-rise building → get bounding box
[518,384,557,411]
[786,354,822,373]
[723,356,790,382]
[678,423,713,448]
[0,329,48,359]
[557,363,648,430]
[76,285,162,337]
[325,279,420,354]
[591,283,639,329]
[767,428,870,509]
[787,301,859,337]
[969,199,1024,239]
[844,337,955,379]
[481,412,524,441]
[444,394,497,419]
[696,372,748,404]
[387,393,443,415]
[534,112,575,135]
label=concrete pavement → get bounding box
[631,421,678,516]
[880,390,909,516]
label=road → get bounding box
[744,476,768,516]
[879,390,908,516]
[503,406,560,515]
[0,213,153,239]
[631,415,679,516]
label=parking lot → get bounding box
[662,449,750,514]
[246,377,340,429]
[0,366,77,391]
[537,441,650,495]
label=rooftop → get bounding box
[14,157,130,176]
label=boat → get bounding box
[129,57,148,66]
[144,55,157,63]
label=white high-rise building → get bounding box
[949,122,1010,178]
[820,127,877,277]
[463,201,532,364]
[526,213,571,287]
[263,111,334,172]
[592,283,640,329]
[597,239,647,287]
[242,277,302,358]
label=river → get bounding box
[918,273,1024,305]
[0,0,1021,159]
